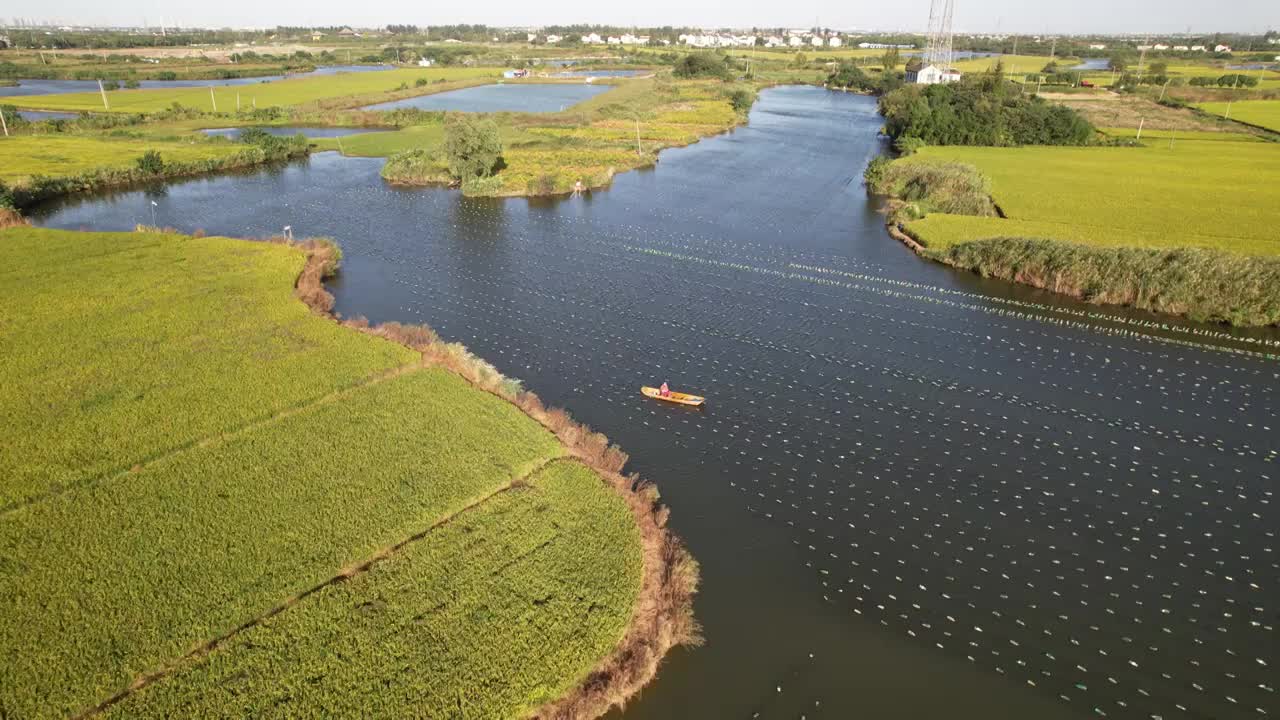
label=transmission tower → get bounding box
[924,0,956,69]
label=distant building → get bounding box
[1215,44,1232,53]
[527,33,537,42]
[1153,43,1170,51]
[1190,45,1207,51]
[1173,45,1190,51]
[310,31,326,41]
[829,37,842,47]
[503,69,529,79]
[545,34,562,43]
[337,27,357,37]
[858,42,913,49]
[811,36,823,47]
[906,64,961,85]
[789,36,803,47]
[765,36,785,47]
[581,33,603,44]
[417,58,434,67]
[1089,43,1107,50]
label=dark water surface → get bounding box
[0,65,394,97]
[360,82,612,112]
[15,110,81,121]
[33,86,1278,719]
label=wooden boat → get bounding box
[641,386,705,406]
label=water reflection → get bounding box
[31,86,1278,720]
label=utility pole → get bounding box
[209,87,217,112]
[1158,78,1171,101]
[635,118,642,156]
[236,92,240,111]
[0,107,8,138]
[1135,117,1145,141]
[98,79,110,110]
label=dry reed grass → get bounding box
[0,208,29,230]
[289,242,700,719]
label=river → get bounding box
[31,86,1277,719]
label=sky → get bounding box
[5,0,1276,35]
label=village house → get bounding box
[1191,45,1207,51]
[1089,43,1107,50]
[1215,44,1232,53]
[1173,45,1190,51]
[906,64,961,85]
[828,37,843,47]
[1153,43,1170,51]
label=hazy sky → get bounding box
[6,0,1276,35]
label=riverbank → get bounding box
[0,226,695,718]
[869,135,1280,326]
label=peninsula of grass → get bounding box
[0,226,697,718]
[366,75,753,197]
[870,138,1280,325]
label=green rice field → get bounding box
[903,139,1280,257]
[6,67,497,113]
[1195,99,1280,132]
[0,227,644,718]
[0,135,247,184]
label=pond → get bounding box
[359,82,612,113]
[0,65,395,97]
[31,86,1278,720]
[1071,58,1112,71]
[15,110,81,121]
[550,69,647,78]
[200,126,390,139]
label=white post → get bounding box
[1136,117,1145,141]
[98,79,110,110]
[0,108,8,138]
[209,87,217,112]
[1158,79,1170,102]
[635,118,641,156]
[236,92,240,111]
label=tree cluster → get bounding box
[879,67,1094,147]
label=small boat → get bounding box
[641,386,705,406]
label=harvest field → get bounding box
[1195,99,1280,132]
[902,139,1280,257]
[0,227,651,718]
[0,134,247,184]
[5,66,497,112]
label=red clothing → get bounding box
[660,382,670,397]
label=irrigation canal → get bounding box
[33,86,1277,719]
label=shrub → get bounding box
[415,77,429,87]
[872,159,997,218]
[156,71,177,81]
[673,52,730,80]
[727,88,754,114]
[135,150,165,174]
[894,136,926,155]
[101,79,121,91]
[442,113,503,180]
[527,173,558,195]
[124,78,141,89]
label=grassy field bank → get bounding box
[6,66,497,113]
[1195,99,1280,132]
[0,227,696,717]
[873,138,1280,324]
[0,134,247,185]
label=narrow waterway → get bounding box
[33,86,1277,719]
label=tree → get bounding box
[792,52,808,68]
[442,113,503,180]
[882,47,901,70]
[1108,55,1127,73]
[1149,61,1168,75]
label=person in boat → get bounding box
[660,381,670,397]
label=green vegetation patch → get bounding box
[904,140,1280,257]
[0,229,416,507]
[102,458,643,718]
[0,135,246,184]
[1195,99,1280,132]
[0,227,653,718]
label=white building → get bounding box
[581,33,603,44]
[1191,45,1207,51]
[545,34,562,43]
[810,36,823,47]
[417,58,434,67]
[765,35,785,47]
[1215,44,1232,53]
[789,36,803,47]
[607,36,621,45]
[527,33,537,42]
[1153,43,1170,51]
[829,37,842,47]
[906,64,961,85]
[1173,45,1190,51]
[1089,43,1106,50]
